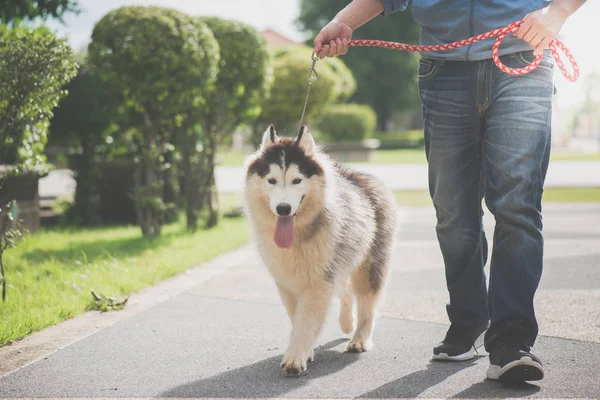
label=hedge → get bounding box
[374,129,424,149]
[316,104,377,143]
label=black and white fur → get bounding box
[243,125,397,375]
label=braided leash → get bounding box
[301,20,579,127]
[347,20,579,82]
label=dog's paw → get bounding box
[345,339,372,353]
[280,355,307,375]
[307,349,314,363]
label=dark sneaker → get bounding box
[432,321,489,361]
[487,343,544,383]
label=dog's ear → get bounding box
[295,125,315,155]
[260,124,278,149]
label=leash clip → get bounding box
[308,52,319,82]
[299,52,320,127]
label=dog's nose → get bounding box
[276,203,292,216]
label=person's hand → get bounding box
[516,3,570,56]
[313,20,353,59]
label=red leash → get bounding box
[347,20,579,82]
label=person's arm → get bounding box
[314,0,406,58]
[516,0,587,55]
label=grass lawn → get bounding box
[395,186,600,207]
[218,148,600,167]
[371,149,426,164]
[0,195,248,346]
[550,151,600,161]
[217,151,248,167]
[371,148,600,165]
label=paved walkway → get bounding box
[215,160,600,193]
[1,203,599,398]
[39,160,600,199]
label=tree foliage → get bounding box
[317,103,377,142]
[182,17,271,229]
[257,45,356,139]
[297,0,420,130]
[0,26,77,301]
[0,26,78,168]
[48,57,121,225]
[0,0,79,25]
[89,7,219,124]
[88,6,220,237]
[199,17,271,135]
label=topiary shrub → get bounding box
[0,25,77,301]
[373,129,425,149]
[183,17,271,229]
[0,25,77,168]
[316,104,377,143]
[88,6,220,237]
[254,45,356,141]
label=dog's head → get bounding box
[244,124,327,249]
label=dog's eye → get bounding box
[268,178,276,185]
[292,178,302,185]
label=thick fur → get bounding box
[243,125,397,375]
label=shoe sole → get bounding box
[486,357,545,382]
[432,329,486,362]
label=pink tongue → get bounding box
[274,216,295,249]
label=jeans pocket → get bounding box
[418,58,439,81]
[514,51,554,77]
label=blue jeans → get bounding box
[418,50,554,350]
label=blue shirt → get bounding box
[380,0,552,60]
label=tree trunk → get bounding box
[376,104,390,132]
[135,113,164,238]
[72,133,98,225]
[133,162,148,237]
[0,209,9,302]
[162,147,178,224]
[179,127,203,232]
[204,137,219,228]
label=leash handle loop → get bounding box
[347,20,579,82]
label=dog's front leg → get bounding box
[276,284,297,324]
[281,286,331,375]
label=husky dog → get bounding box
[243,124,397,375]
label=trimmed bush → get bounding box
[374,129,424,149]
[0,26,77,168]
[256,45,356,136]
[317,104,377,143]
[88,6,220,237]
[184,17,271,229]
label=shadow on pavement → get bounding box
[160,338,359,398]
[358,357,483,398]
[452,379,540,398]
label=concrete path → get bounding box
[39,160,600,199]
[215,160,600,193]
[1,203,599,398]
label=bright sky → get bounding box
[46,0,598,111]
[45,0,304,51]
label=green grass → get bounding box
[549,151,600,162]
[541,186,600,203]
[370,148,600,165]
[395,186,600,207]
[0,199,248,346]
[218,148,600,167]
[217,151,248,167]
[371,149,427,164]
